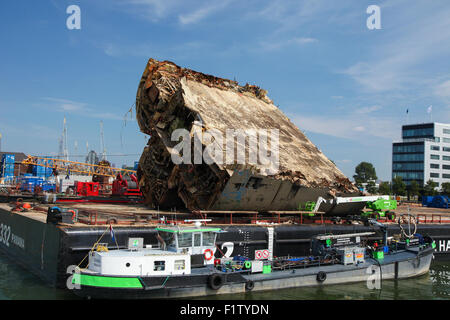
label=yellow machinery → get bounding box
[21,155,137,178]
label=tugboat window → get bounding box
[126,263,130,267]
[202,232,215,246]
[174,259,185,270]
[159,231,176,249]
[194,233,201,247]
[154,261,165,271]
[178,233,192,247]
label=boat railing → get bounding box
[271,255,338,270]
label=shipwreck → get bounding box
[135,59,360,214]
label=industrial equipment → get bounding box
[112,173,142,197]
[313,195,396,219]
[21,155,136,178]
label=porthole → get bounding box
[126,263,130,267]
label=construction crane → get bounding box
[21,155,137,178]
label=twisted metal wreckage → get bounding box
[135,59,360,214]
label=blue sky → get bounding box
[1,0,450,180]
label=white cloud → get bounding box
[293,113,398,141]
[178,1,232,25]
[42,98,87,112]
[355,105,382,114]
[353,126,365,132]
[38,98,123,121]
[259,37,318,51]
[435,80,450,99]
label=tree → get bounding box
[366,180,378,194]
[353,162,378,186]
[408,180,420,198]
[378,181,391,195]
[441,182,450,195]
[423,179,438,196]
[392,176,406,196]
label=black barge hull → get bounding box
[0,207,449,289]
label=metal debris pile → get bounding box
[135,58,358,212]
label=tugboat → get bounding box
[70,219,436,299]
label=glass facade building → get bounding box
[392,123,450,187]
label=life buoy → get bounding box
[316,271,327,282]
[245,280,255,291]
[204,249,214,261]
[208,274,224,290]
[214,258,221,266]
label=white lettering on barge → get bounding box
[438,240,450,252]
[0,223,25,249]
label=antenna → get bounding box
[100,120,106,161]
[63,116,69,161]
[74,141,78,160]
[58,136,63,159]
[0,133,2,152]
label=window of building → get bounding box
[402,127,434,138]
[431,154,440,160]
[393,172,424,180]
[443,147,450,152]
[393,154,424,161]
[393,144,424,153]
[430,173,439,178]
[174,260,185,270]
[392,162,424,170]
[430,163,439,169]
[444,129,450,134]
[431,145,440,151]
[154,261,165,271]
[443,165,450,170]
[443,138,450,143]
[444,156,450,161]
[443,174,450,179]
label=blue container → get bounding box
[42,183,56,192]
[1,154,15,164]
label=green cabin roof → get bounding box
[156,226,222,233]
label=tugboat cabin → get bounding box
[85,225,222,278]
[155,226,222,266]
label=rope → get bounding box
[77,225,110,268]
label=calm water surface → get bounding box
[0,250,448,300]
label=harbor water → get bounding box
[0,250,448,300]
